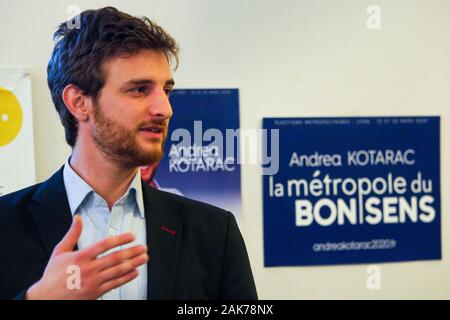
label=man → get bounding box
[141,163,160,189]
[141,162,183,196]
[0,7,257,300]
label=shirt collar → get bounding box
[129,167,145,218]
[63,158,145,218]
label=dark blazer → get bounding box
[0,167,257,300]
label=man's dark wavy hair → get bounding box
[47,6,179,147]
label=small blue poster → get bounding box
[263,116,441,266]
[141,89,242,227]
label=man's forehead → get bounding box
[120,78,175,88]
[103,49,173,84]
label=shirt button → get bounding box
[108,228,116,236]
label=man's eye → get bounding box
[130,87,148,94]
[165,88,173,97]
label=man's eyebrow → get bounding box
[121,78,175,88]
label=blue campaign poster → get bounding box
[263,116,441,267]
[141,89,242,227]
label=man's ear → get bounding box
[62,84,91,121]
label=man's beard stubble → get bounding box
[91,106,167,169]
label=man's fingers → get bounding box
[97,269,139,296]
[82,232,136,259]
[98,253,148,285]
[53,215,83,255]
[93,244,148,271]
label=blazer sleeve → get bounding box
[13,290,27,300]
[219,212,258,300]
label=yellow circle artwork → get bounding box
[0,86,23,147]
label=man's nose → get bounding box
[149,88,173,120]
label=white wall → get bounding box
[1,0,449,299]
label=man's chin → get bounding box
[122,138,165,167]
[136,148,164,166]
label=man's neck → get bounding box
[69,145,138,211]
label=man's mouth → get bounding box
[140,126,163,133]
[139,125,165,139]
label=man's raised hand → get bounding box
[26,215,148,300]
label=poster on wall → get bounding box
[0,67,35,196]
[263,116,441,266]
[141,89,243,228]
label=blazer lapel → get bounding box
[29,166,74,257]
[142,182,183,300]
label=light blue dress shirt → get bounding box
[63,159,147,300]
